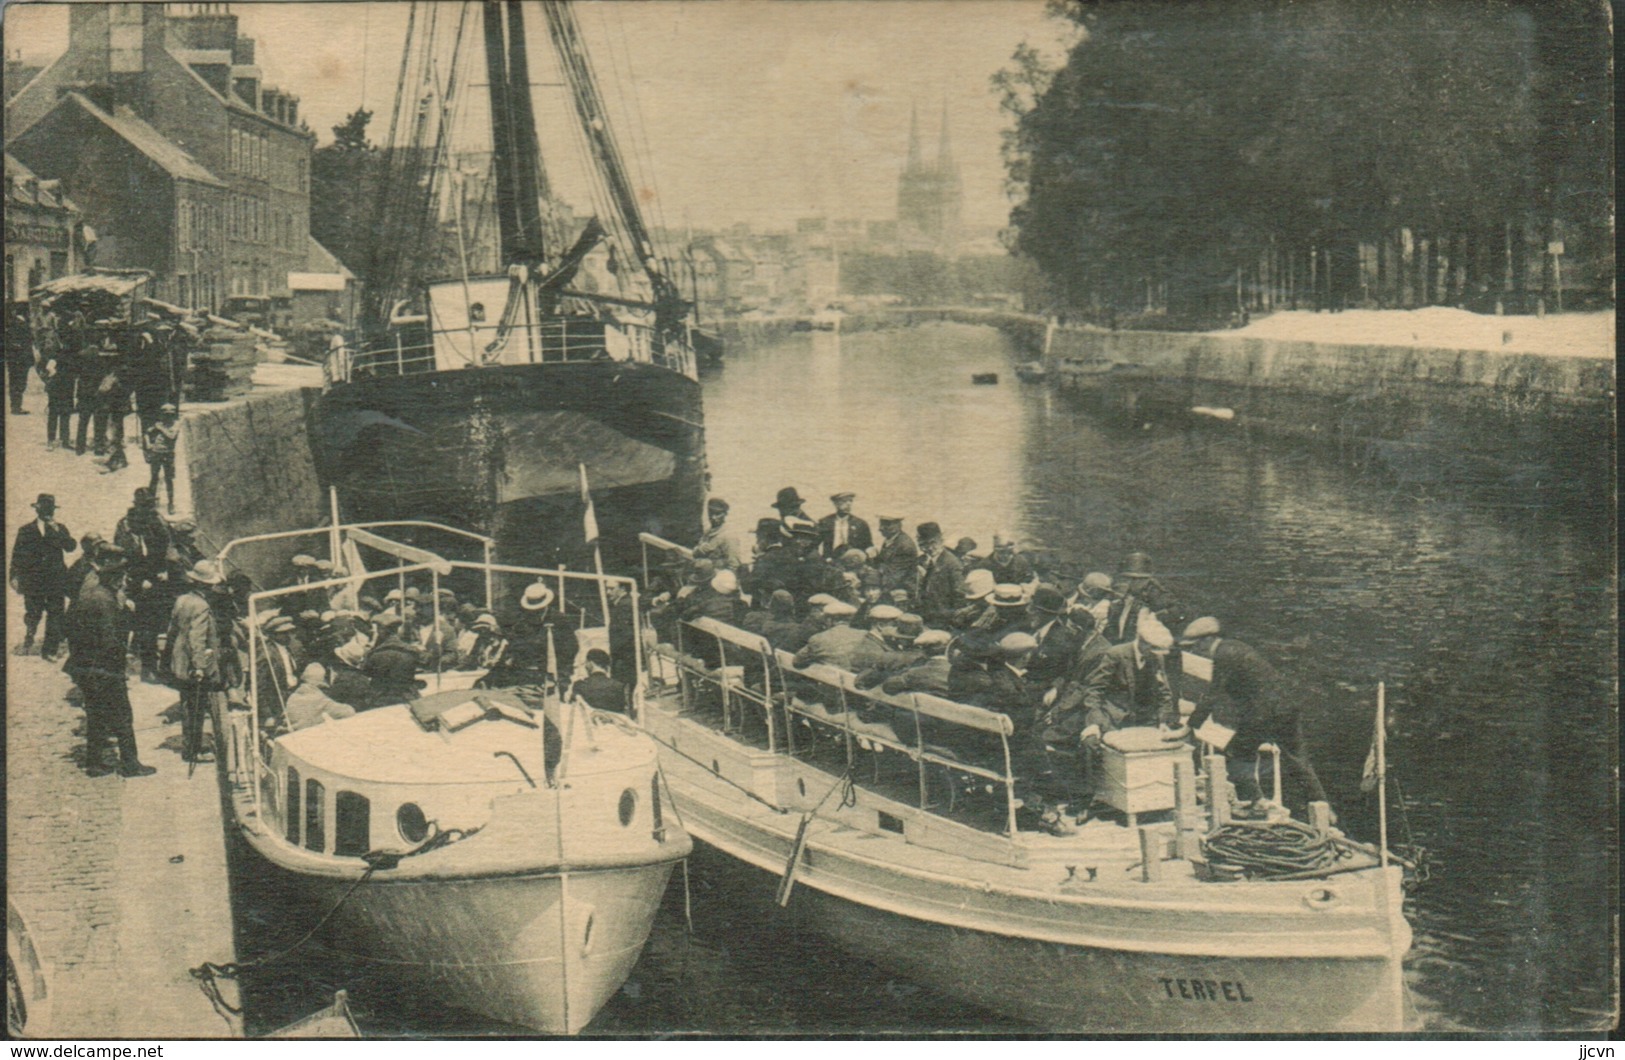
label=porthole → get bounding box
[618,789,637,827]
[397,802,430,844]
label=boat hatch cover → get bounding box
[277,703,551,787]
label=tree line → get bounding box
[999,0,1612,326]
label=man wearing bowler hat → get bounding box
[770,486,809,529]
[816,491,872,558]
[914,522,965,629]
[11,493,77,658]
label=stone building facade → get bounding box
[4,152,82,304]
[4,3,313,312]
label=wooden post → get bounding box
[1376,682,1388,868]
[1205,753,1231,826]
[1139,826,1164,883]
[1174,757,1201,860]
[1309,801,1333,837]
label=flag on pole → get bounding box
[1360,740,1379,793]
[579,463,599,547]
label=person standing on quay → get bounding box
[167,560,225,763]
[64,550,156,777]
[6,301,35,416]
[10,493,77,658]
[143,403,181,513]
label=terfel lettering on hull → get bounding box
[1158,977,1254,1002]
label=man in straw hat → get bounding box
[11,493,77,658]
[64,548,157,777]
[166,559,226,763]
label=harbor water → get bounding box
[236,323,1615,1036]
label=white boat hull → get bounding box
[649,707,1410,1033]
[244,851,674,1034]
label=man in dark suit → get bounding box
[870,515,919,599]
[11,493,77,658]
[914,522,965,628]
[572,649,629,714]
[64,552,156,777]
[816,491,873,558]
[1023,585,1086,689]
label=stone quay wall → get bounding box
[178,386,328,585]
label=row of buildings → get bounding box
[3,3,354,326]
[4,4,997,325]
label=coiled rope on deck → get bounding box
[1201,819,1354,880]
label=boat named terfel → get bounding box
[635,535,1413,1033]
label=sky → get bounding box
[4,1,1069,233]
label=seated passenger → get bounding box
[321,630,378,710]
[1077,615,1177,747]
[572,649,629,714]
[364,610,422,704]
[759,590,818,652]
[285,663,358,731]
[792,599,866,670]
[949,568,998,631]
[860,628,951,695]
[464,613,508,670]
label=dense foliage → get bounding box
[309,108,380,287]
[1002,0,1612,324]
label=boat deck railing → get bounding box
[341,316,694,383]
[219,521,647,833]
[666,616,1020,839]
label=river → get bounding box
[241,322,1616,1035]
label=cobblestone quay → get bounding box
[5,385,240,1039]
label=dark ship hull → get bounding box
[315,360,706,573]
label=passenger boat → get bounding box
[633,535,1413,1032]
[1014,361,1047,382]
[210,521,689,1034]
[316,1,708,573]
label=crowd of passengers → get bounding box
[652,488,1323,836]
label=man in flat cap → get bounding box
[870,515,919,597]
[1076,613,1178,747]
[793,599,867,670]
[1168,617,1324,805]
[974,530,1036,588]
[817,491,873,559]
[693,497,748,571]
[11,493,76,658]
[364,609,422,704]
[742,517,793,602]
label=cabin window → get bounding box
[305,779,326,853]
[285,767,301,844]
[618,788,637,828]
[334,791,371,857]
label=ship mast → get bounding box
[539,0,690,340]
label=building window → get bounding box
[297,158,308,193]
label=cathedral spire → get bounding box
[936,97,954,174]
[906,101,923,172]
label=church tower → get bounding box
[896,100,962,252]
